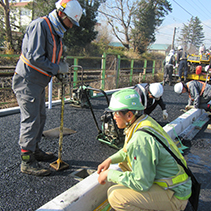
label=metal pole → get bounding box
[171,27,176,50]
[48,78,53,109]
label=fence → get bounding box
[0,53,164,109]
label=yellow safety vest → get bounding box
[123,115,190,193]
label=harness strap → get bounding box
[20,16,63,78]
[42,17,63,64]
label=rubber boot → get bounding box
[34,143,55,161]
[21,151,51,176]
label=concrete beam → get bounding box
[37,164,120,211]
[163,108,204,140]
[37,108,205,211]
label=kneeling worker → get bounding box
[174,80,211,111]
[97,88,191,211]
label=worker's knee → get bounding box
[107,185,126,210]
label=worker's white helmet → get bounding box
[205,65,210,72]
[149,83,163,98]
[55,0,83,27]
[170,49,175,55]
[178,46,183,50]
[174,82,183,94]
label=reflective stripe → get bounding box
[42,17,56,63]
[154,166,189,189]
[20,53,51,77]
[42,17,63,64]
[124,115,190,191]
[20,16,63,78]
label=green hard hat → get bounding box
[106,88,145,112]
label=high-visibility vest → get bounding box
[187,81,206,100]
[123,115,190,196]
[20,16,63,78]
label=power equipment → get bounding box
[69,65,93,108]
[83,87,125,149]
[186,53,211,82]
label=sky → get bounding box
[155,0,211,48]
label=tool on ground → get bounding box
[42,127,76,138]
[83,87,125,149]
[50,73,69,171]
[69,65,93,108]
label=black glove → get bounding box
[56,73,69,84]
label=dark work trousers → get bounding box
[178,60,188,78]
[164,64,173,83]
[12,73,46,152]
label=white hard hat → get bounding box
[205,65,210,72]
[149,83,163,98]
[178,46,183,50]
[170,49,175,54]
[55,0,83,26]
[174,82,183,94]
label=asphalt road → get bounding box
[0,84,210,211]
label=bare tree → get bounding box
[0,0,14,51]
[99,0,137,50]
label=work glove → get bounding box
[176,63,179,68]
[185,105,194,111]
[162,110,168,120]
[58,61,69,74]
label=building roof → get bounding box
[109,42,124,48]
[148,44,170,51]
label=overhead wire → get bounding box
[172,0,211,30]
[196,0,211,16]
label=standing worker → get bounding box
[97,88,191,211]
[134,83,168,120]
[174,81,211,111]
[176,46,188,82]
[199,44,206,55]
[163,49,175,86]
[12,0,83,176]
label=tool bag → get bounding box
[137,128,201,211]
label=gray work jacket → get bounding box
[187,80,211,108]
[15,16,62,87]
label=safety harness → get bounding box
[20,16,63,78]
[123,115,190,200]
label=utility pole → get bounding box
[171,27,176,50]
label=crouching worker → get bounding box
[97,88,191,211]
[174,81,211,111]
[134,83,168,120]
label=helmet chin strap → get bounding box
[124,111,138,128]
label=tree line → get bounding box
[0,0,205,56]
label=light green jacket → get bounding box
[107,115,191,200]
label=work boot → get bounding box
[34,145,55,161]
[21,151,51,176]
